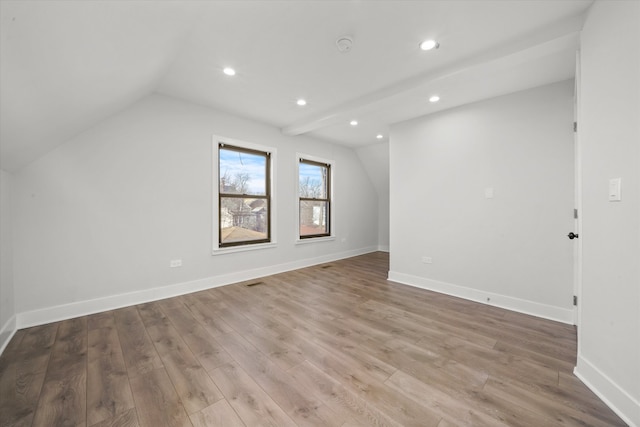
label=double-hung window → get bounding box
[298,157,332,239]
[217,141,272,248]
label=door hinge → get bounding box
[573,295,578,306]
[574,208,578,219]
[573,122,577,132]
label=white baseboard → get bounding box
[575,355,640,427]
[387,271,574,325]
[16,246,378,329]
[377,245,390,252]
[0,315,17,355]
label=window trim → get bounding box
[296,153,334,243]
[213,136,277,254]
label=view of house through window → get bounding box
[219,144,270,247]
[299,158,331,238]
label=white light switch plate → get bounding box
[484,187,494,199]
[609,178,621,202]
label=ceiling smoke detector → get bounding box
[336,36,353,53]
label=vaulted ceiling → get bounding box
[0,0,592,172]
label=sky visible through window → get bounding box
[219,148,266,195]
[299,162,321,182]
[299,161,327,198]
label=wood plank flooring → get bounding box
[0,252,627,426]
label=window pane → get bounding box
[299,162,327,198]
[299,200,329,236]
[220,148,266,195]
[220,197,269,244]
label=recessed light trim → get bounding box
[376,134,383,139]
[420,39,439,51]
[429,95,440,103]
[296,99,307,106]
[223,67,236,76]
[350,120,358,126]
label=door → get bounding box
[572,51,583,328]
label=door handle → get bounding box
[568,232,579,240]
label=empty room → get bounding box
[0,1,638,426]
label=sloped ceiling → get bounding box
[0,0,593,172]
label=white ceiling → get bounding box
[0,0,593,172]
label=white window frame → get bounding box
[212,135,277,255]
[295,152,335,245]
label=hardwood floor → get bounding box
[0,252,626,426]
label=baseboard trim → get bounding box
[17,246,379,329]
[387,271,574,325]
[0,315,17,355]
[377,245,390,252]
[575,355,640,427]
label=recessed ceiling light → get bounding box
[350,120,358,126]
[223,67,236,76]
[376,134,383,139]
[429,95,440,103]
[420,39,439,51]
[296,99,307,106]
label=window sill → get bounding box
[212,241,277,256]
[295,236,336,245]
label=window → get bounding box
[298,157,332,239]
[217,141,272,248]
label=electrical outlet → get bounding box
[170,259,182,268]
[421,256,432,264]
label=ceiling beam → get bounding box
[281,12,586,136]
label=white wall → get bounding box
[0,169,16,351]
[576,1,640,425]
[356,142,390,251]
[11,94,379,325]
[389,80,575,323]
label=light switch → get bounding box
[609,178,621,202]
[485,187,494,199]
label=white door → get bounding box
[572,51,583,328]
